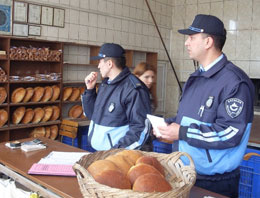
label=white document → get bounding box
[147,114,167,136]
[38,151,88,165]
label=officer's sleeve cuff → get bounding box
[179,126,188,141]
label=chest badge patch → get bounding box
[225,98,244,118]
[108,102,115,113]
[205,96,214,109]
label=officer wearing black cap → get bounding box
[81,43,151,151]
[153,14,254,197]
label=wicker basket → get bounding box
[73,149,196,198]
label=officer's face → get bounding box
[98,58,111,78]
[184,33,208,61]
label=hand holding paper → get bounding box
[146,114,167,137]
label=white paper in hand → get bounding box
[147,114,167,136]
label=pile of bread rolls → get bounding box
[63,87,85,102]
[0,109,8,127]
[0,87,7,104]
[11,86,60,104]
[29,125,58,140]
[87,150,172,192]
[9,46,62,62]
[12,106,60,125]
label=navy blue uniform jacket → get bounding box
[166,54,255,175]
[81,67,151,150]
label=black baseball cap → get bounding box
[178,14,226,37]
[90,43,125,60]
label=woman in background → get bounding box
[133,62,157,113]
[133,62,157,151]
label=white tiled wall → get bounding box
[168,0,260,117]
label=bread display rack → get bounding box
[0,36,63,142]
[73,149,196,198]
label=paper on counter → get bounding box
[147,114,167,136]
[38,151,88,165]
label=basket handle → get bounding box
[243,152,260,161]
[73,163,90,179]
[177,151,195,169]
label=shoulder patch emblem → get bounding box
[225,98,244,118]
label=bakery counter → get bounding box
[0,137,227,198]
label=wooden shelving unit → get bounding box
[0,36,63,142]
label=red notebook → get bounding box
[28,163,76,176]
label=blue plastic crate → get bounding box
[152,139,172,154]
[239,147,260,198]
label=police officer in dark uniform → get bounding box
[154,14,255,197]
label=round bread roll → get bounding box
[29,127,46,138]
[45,126,51,138]
[12,106,26,124]
[87,160,120,180]
[0,109,8,127]
[32,107,44,123]
[68,88,80,101]
[0,87,7,104]
[136,156,165,176]
[50,125,58,140]
[50,85,60,101]
[42,106,53,122]
[31,87,45,102]
[11,87,26,103]
[80,112,86,119]
[133,173,172,192]
[95,170,131,189]
[21,108,34,124]
[50,106,60,121]
[41,86,53,102]
[78,87,85,100]
[22,87,34,103]
[68,105,83,118]
[127,163,163,185]
[116,150,143,165]
[63,87,73,101]
[105,154,132,175]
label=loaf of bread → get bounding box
[45,126,51,138]
[0,109,8,127]
[78,87,85,100]
[50,125,58,140]
[68,88,80,101]
[42,106,53,122]
[68,105,83,118]
[22,87,34,103]
[29,127,46,138]
[95,169,131,189]
[136,156,165,176]
[132,173,172,192]
[41,86,53,102]
[63,87,73,101]
[32,107,44,123]
[11,87,26,103]
[21,108,34,124]
[50,105,60,121]
[50,85,60,101]
[0,87,7,104]
[116,150,143,165]
[127,163,163,185]
[12,106,26,124]
[105,154,132,175]
[87,159,119,180]
[31,87,45,102]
